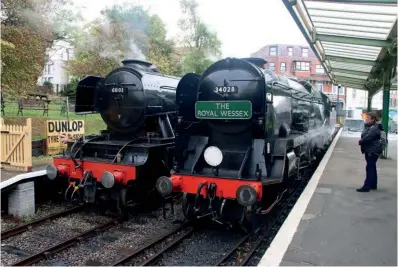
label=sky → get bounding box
[73,0,308,58]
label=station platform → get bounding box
[1,165,47,190]
[260,129,397,266]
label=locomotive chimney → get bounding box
[121,59,159,72]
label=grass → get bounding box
[3,102,106,140]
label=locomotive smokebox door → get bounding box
[99,68,146,133]
[75,76,104,114]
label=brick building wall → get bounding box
[251,44,346,106]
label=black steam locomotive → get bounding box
[156,57,335,229]
[46,60,180,212]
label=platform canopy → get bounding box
[282,0,397,97]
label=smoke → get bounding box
[10,0,78,43]
[126,41,146,61]
[90,12,147,64]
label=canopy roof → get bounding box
[282,0,397,96]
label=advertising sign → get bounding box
[46,120,85,155]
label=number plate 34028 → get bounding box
[214,86,238,94]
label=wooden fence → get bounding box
[0,118,32,172]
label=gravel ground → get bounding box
[1,201,74,231]
[0,211,110,266]
[34,207,186,266]
[156,226,246,266]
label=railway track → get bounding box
[216,179,309,266]
[106,178,310,267]
[1,205,83,240]
[109,220,195,266]
[10,217,121,266]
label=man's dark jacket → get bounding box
[359,122,382,155]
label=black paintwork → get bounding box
[75,59,180,134]
[173,57,333,182]
[58,60,181,207]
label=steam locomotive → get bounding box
[156,57,336,229]
[46,60,180,212]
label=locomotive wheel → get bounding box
[117,189,129,220]
[119,186,136,207]
[120,187,128,207]
[182,193,196,220]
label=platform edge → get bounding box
[0,170,47,190]
[257,128,343,266]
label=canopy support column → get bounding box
[381,67,392,159]
[367,97,372,112]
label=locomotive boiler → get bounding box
[156,57,335,229]
[46,59,180,212]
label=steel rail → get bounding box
[140,226,196,266]
[240,180,308,266]
[10,217,121,266]
[1,205,83,240]
[216,179,308,266]
[215,234,250,266]
[110,221,192,266]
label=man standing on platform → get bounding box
[357,111,383,192]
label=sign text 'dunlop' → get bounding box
[46,120,85,155]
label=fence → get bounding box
[0,118,32,172]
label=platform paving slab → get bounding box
[1,165,47,182]
[279,135,397,266]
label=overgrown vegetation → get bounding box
[1,0,79,97]
[1,0,222,99]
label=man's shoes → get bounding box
[356,187,370,192]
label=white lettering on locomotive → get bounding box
[111,87,124,93]
[214,86,236,93]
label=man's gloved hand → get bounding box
[358,139,363,145]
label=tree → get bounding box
[1,26,48,97]
[67,3,181,78]
[60,77,79,97]
[66,19,127,78]
[147,15,180,75]
[1,0,79,96]
[178,0,222,74]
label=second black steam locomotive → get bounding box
[46,60,180,212]
[156,57,336,229]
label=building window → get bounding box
[280,62,286,72]
[269,62,275,71]
[295,61,310,71]
[315,65,324,74]
[288,47,293,56]
[47,63,53,75]
[315,81,323,92]
[302,48,308,57]
[332,85,344,95]
[269,46,277,56]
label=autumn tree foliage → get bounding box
[1,0,78,96]
[1,27,48,96]
[178,0,222,74]
[67,3,182,79]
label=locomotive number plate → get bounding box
[111,87,126,94]
[214,86,238,94]
[195,101,252,120]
